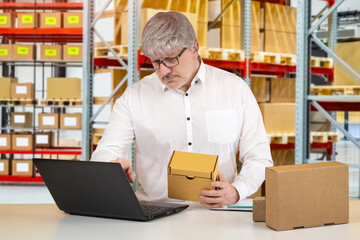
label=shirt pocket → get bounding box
[206,109,239,144]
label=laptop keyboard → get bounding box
[141,205,172,216]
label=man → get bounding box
[91,11,273,208]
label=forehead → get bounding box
[150,48,183,61]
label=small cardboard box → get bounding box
[60,113,82,129]
[12,44,36,61]
[0,12,15,28]
[0,159,10,175]
[168,151,218,202]
[11,83,34,99]
[253,196,266,222]
[63,12,83,28]
[266,162,349,231]
[11,134,33,151]
[40,12,62,28]
[270,78,295,103]
[94,12,121,47]
[47,77,81,99]
[0,44,13,61]
[17,12,39,28]
[63,45,82,61]
[0,77,18,98]
[38,113,59,129]
[259,103,295,134]
[11,159,33,176]
[40,44,62,61]
[0,134,11,150]
[35,132,53,148]
[10,112,33,128]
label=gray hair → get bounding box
[141,11,197,59]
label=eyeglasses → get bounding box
[144,48,187,70]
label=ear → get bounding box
[193,41,199,57]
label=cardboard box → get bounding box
[270,78,295,103]
[11,159,33,176]
[334,41,360,85]
[47,77,81,99]
[63,12,83,28]
[197,21,208,48]
[253,196,266,222]
[60,113,82,129]
[259,103,295,134]
[12,134,33,151]
[264,3,297,33]
[0,134,11,150]
[0,77,18,98]
[0,44,13,61]
[40,44,62,61]
[0,12,15,28]
[17,12,39,28]
[221,26,261,51]
[168,151,218,202]
[35,132,53,148]
[38,113,59,129]
[10,112,33,128]
[251,77,269,103]
[221,0,261,28]
[40,12,62,28]
[63,45,82,61]
[264,30,296,54]
[12,44,36,61]
[121,9,198,45]
[94,13,121,47]
[0,159,10,176]
[11,83,34,99]
[271,149,294,166]
[266,162,349,231]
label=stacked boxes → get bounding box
[0,159,10,175]
[0,12,15,28]
[10,112,33,128]
[0,77,18,98]
[0,134,11,150]
[38,113,59,129]
[0,44,13,61]
[40,45,62,61]
[60,113,82,129]
[47,77,81,99]
[11,83,34,99]
[11,160,33,176]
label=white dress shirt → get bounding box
[91,61,273,202]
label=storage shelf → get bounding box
[0,28,82,43]
[0,147,81,155]
[271,142,333,155]
[0,175,43,184]
[0,2,83,10]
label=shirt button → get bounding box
[185,93,188,96]
[187,117,190,121]
[195,81,198,84]
[188,142,192,146]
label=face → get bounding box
[151,42,200,92]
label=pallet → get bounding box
[94,45,143,59]
[93,97,114,105]
[40,99,82,106]
[310,56,334,68]
[199,47,244,61]
[268,132,339,144]
[268,133,296,144]
[251,51,296,65]
[0,98,38,105]
[310,85,360,96]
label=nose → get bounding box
[158,62,172,76]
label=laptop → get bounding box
[33,158,189,221]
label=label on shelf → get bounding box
[43,116,55,126]
[16,163,29,172]
[0,162,4,172]
[36,135,49,144]
[45,17,57,25]
[0,16,7,25]
[68,16,79,24]
[14,115,25,123]
[45,49,57,56]
[17,47,29,55]
[64,117,77,126]
[22,15,33,23]
[0,137,7,146]
[16,137,29,147]
[16,86,28,94]
[0,49,8,56]
[68,47,79,55]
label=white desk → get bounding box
[1,201,359,240]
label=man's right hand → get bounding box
[110,158,136,183]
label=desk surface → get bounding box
[1,201,359,240]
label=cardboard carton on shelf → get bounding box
[0,77,18,98]
[17,12,39,28]
[0,44,13,61]
[0,134,11,150]
[0,159,10,176]
[11,133,33,151]
[38,113,59,129]
[168,151,218,202]
[264,3,297,33]
[47,77,81,99]
[251,77,269,103]
[39,12,62,28]
[270,78,295,103]
[94,12,121,47]
[10,112,33,128]
[40,44,62,61]
[266,161,349,231]
[12,44,36,61]
[63,12,83,28]
[35,132,54,148]
[63,45,82,61]
[0,12,15,28]
[264,30,296,54]
[60,113,82,130]
[11,159,33,176]
[11,83,34,99]
[259,103,295,134]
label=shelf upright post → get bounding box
[81,0,94,161]
[127,0,140,190]
[295,0,311,164]
[240,0,252,86]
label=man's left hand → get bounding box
[200,172,240,209]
